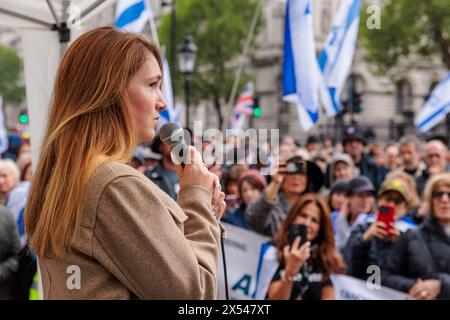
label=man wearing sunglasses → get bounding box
[343,178,418,280]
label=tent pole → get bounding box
[0,7,53,29]
[59,0,71,56]
[81,0,113,20]
[45,0,60,24]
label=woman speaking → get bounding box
[25,27,225,299]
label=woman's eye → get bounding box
[149,82,159,88]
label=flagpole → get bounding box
[144,0,160,47]
[222,0,262,133]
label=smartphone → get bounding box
[288,223,307,248]
[225,194,239,209]
[377,205,395,234]
[280,161,307,175]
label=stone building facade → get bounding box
[1,0,448,142]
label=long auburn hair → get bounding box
[275,193,346,277]
[25,27,162,257]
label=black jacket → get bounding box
[0,205,21,299]
[343,215,417,281]
[344,222,395,280]
[144,163,179,200]
[382,217,450,299]
[358,153,388,192]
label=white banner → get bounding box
[218,223,279,300]
[217,224,412,300]
[331,274,410,300]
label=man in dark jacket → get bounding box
[415,140,449,197]
[0,205,21,299]
[344,178,417,280]
[144,136,179,200]
[342,126,387,191]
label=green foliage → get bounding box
[0,45,25,105]
[359,0,450,72]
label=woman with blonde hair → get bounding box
[0,159,20,205]
[25,27,225,299]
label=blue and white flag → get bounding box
[415,72,450,132]
[0,96,8,155]
[319,0,362,116]
[115,1,176,127]
[282,0,321,131]
[115,0,151,33]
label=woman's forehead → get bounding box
[137,55,161,78]
[435,182,450,190]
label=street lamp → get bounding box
[178,33,197,128]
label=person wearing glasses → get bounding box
[382,172,450,299]
[343,178,418,280]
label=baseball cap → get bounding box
[343,126,366,145]
[348,176,375,194]
[378,178,409,203]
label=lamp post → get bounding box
[178,33,198,128]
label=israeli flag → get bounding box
[115,0,151,33]
[282,0,322,131]
[415,72,450,132]
[0,96,8,155]
[319,0,361,116]
[115,1,176,127]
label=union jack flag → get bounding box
[229,83,254,129]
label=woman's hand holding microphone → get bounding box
[176,146,225,220]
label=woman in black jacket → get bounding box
[382,172,450,300]
[344,178,418,280]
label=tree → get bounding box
[158,0,261,128]
[0,45,25,105]
[360,0,450,72]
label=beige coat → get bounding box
[38,162,220,299]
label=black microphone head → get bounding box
[160,122,185,149]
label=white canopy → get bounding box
[0,0,118,300]
[0,0,117,165]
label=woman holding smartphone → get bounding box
[267,194,345,300]
[382,172,450,300]
[344,178,417,280]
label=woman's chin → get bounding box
[140,129,155,143]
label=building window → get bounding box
[321,7,331,36]
[395,79,413,110]
[424,81,439,102]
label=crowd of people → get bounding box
[0,123,449,300]
[131,124,450,300]
[0,135,35,300]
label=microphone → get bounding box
[160,124,227,299]
[159,122,189,165]
[160,122,221,189]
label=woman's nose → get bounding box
[156,93,168,111]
